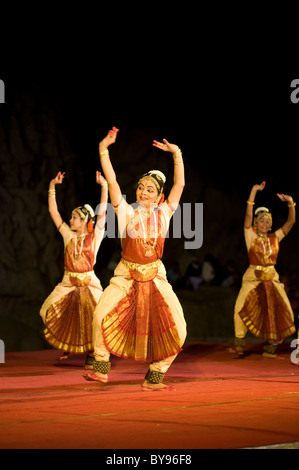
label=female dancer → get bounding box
[84,127,187,390]
[40,170,108,368]
[232,181,296,357]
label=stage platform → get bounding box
[1,341,299,453]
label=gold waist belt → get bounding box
[64,269,94,281]
[249,264,275,273]
[121,258,161,276]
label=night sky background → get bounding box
[4,57,299,195]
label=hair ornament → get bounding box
[148,170,166,184]
[84,204,95,218]
[255,206,269,216]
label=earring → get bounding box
[87,219,94,232]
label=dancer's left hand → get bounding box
[96,171,107,186]
[277,193,294,204]
[153,139,179,155]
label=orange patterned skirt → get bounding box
[41,270,103,353]
[235,265,295,342]
[97,259,186,362]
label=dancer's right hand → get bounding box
[99,126,119,151]
[51,171,65,185]
[252,181,266,192]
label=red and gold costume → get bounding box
[40,222,104,354]
[93,198,187,374]
[234,226,295,343]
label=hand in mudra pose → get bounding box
[153,138,180,155]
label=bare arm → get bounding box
[244,181,266,229]
[152,139,185,207]
[48,171,65,229]
[99,127,122,208]
[277,193,296,235]
[95,171,108,230]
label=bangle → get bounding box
[288,202,296,207]
[247,200,255,205]
[174,160,183,165]
[48,189,56,196]
[100,149,109,158]
[173,148,182,159]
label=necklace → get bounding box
[258,233,272,260]
[138,208,158,257]
[74,233,87,261]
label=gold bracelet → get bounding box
[174,160,183,165]
[48,189,56,195]
[173,148,182,159]
[100,149,109,158]
[247,201,255,205]
[288,202,296,207]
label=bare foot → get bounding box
[83,372,108,383]
[59,352,70,360]
[227,347,244,355]
[141,380,175,391]
[262,352,276,359]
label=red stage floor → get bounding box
[1,341,299,452]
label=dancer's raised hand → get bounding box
[277,193,294,204]
[153,138,179,155]
[99,126,119,152]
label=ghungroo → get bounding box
[145,369,165,384]
[263,342,277,356]
[85,355,95,366]
[234,337,246,350]
[93,360,111,374]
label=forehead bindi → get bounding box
[138,179,156,191]
[259,216,271,223]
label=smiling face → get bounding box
[70,211,85,233]
[136,178,159,209]
[256,215,272,235]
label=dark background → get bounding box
[1,17,299,351]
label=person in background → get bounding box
[40,170,108,369]
[166,261,183,290]
[230,181,296,358]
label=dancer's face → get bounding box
[70,211,84,232]
[256,216,272,235]
[136,178,159,208]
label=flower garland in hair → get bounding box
[84,204,95,233]
[158,193,165,206]
[148,170,166,185]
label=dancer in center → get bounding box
[84,127,187,390]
